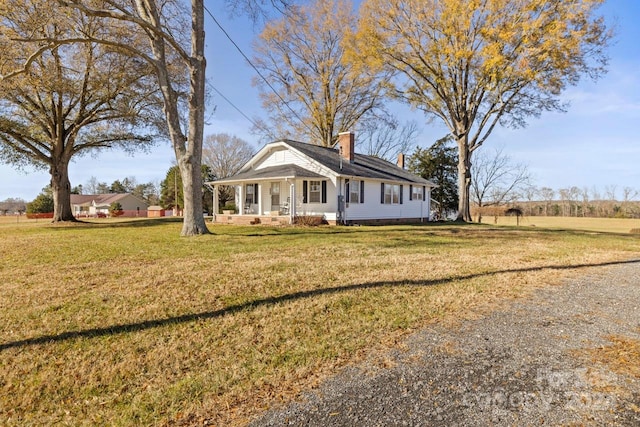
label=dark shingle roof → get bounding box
[212,164,325,184]
[209,139,435,186]
[283,139,433,185]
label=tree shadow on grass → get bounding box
[1,258,639,352]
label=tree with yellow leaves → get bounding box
[357,0,611,221]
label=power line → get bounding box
[203,5,314,137]
[209,84,271,135]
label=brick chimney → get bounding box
[397,153,405,169]
[338,131,354,163]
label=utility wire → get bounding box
[209,84,271,136]
[204,5,314,137]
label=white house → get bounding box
[208,132,436,225]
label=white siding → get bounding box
[294,179,338,218]
[256,146,335,178]
[343,180,431,221]
[257,148,298,169]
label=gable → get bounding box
[239,142,339,181]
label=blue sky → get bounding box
[1,0,639,201]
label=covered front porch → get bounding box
[207,164,333,225]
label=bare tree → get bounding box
[357,0,611,221]
[202,133,254,206]
[590,186,603,217]
[558,188,570,217]
[252,0,389,146]
[539,187,556,217]
[356,120,418,161]
[52,0,292,234]
[622,186,639,218]
[522,185,538,217]
[470,147,531,223]
[567,186,581,217]
[580,187,591,217]
[38,0,209,234]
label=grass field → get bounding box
[480,215,640,234]
[1,217,639,426]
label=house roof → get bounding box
[211,139,436,186]
[286,140,433,184]
[70,193,143,207]
[212,164,325,184]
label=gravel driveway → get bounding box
[251,261,640,426]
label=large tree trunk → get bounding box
[138,0,209,236]
[179,0,209,236]
[455,137,472,222]
[50,158,76,222]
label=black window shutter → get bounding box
[381,183,385,204]
[409,184,413,201]
[302,180,308,203]
[321,180,327,203]
[254,183,259,204]
[423,186,426,201]
[360,181,365,203]
[345,179,350,203]
[400,185,404,204]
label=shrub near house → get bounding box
[109,202,124,217]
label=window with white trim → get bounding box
[347,179,363,204]
[309,180,321,203]
[303,180,327,204]
[411,185,423,201]
[381,183,402,204]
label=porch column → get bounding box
[213,185,218,221]
[289,182,295,224]
[238,184,244,215]
[258,183,263,215]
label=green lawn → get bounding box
[481,215,640,234]
[1,218,639,426]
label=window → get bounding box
[381,183,403,205]
[392,185,400,204]
[346,180,364,204]
[245,184,258,205]
[303,180,327,204]
[411,185,423,201]
[309,181,321,203]
[384,184,392,204]
[270,182,280,208]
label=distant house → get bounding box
[207,132,436,225]
[70,193,149,218]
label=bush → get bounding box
[221,203,237,214]
[109,202,124,217]
[294,215,324,226]
[27,187,54,214]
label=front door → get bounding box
[270,182,280,211]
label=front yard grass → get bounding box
[0,219,639,426]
